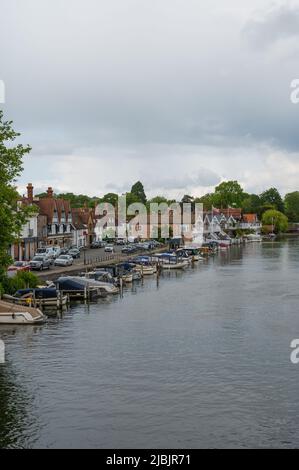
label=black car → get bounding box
[68,248,81,258]
[91,241,102,249]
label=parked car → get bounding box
[121,246,132,254]
[116,239,126,245]
[54,255,74,267]
[29,256,52,270]
[7,261,31,272]
[60,248,69,255]
[35,246,57,259]
[90,241,102,249]
[52,246,61,258]
[68,248,81,259]
[104,245,114,253]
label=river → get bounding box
[0,239,298,448]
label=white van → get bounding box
[35,247,59,259]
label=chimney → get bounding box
[27,183,33,202]
[47,187,53,198]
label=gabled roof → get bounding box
[36,197,72,224]
[219,208,242,219]
[243,213,258,223]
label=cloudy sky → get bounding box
[1,0,299,199]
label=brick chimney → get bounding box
[47,187,53,198]
[27,183,33,202]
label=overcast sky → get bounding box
[1,0,299,198]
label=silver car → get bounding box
[54,255,74,267]
[29,256,52,270]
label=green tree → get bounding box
[125,191,140,208]
[262,209,288,233]
[0,111,34,275]
[284,191,299,222]
[214,180,244,208]
[241,194,261,213]
[181,195,194,204]
[260,187,284,213]
[131,181,147,204]
[148,196,169,205]
[98,192,119,206]
[194,193,216,210]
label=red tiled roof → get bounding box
[243,213,257,223]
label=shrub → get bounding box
[15,271,39,288]
[0,271,39,296]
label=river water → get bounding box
[0,239,299,449]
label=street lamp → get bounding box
[83,247,87,265]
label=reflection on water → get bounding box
[0,239,299,448]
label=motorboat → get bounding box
[56,276,119,295]
[155,253,189,270]
[121,272,133,283]
[0,300,45,324]
[133,264,155,275]
[176,248,204,261]
[4,287,69,308]
[246,234,262,242]
[130,257,157,275]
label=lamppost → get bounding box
[83,247,87,265]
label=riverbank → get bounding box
[37,246,168,281]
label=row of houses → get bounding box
[10,184,261,261]
[10,184,97,261]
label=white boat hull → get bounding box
[161,261,189,270]
[0,301,45,324]
[134,265,155,275]
[122,273,133,283]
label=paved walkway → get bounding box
[38,247,166,281]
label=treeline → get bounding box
[37,180,299,222]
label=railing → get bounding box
[83,246,167,267]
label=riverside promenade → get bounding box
[37,245,167,281]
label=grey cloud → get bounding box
[151,170,221,190]
[106,168,220,193]
[2,0,299,196]
[242,4,299,48]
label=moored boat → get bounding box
[4,288,69,308]
[0,300,45,324]
[246,234,262,242]
[56,276,119,295]
[156,253,189,270]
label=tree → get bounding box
[125,192,140,208]
[0,111,34,275]
[262,209,288,233]
[260,187,284,213]
[284,191,299,222]
[98,192,119,206]
[131,181,147,204]
[181,195,194,204]
[148,196,169,205]
[194,193,215,210]
[241,194,261,213]
[214,180,245,208]
[257,204,275,219]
